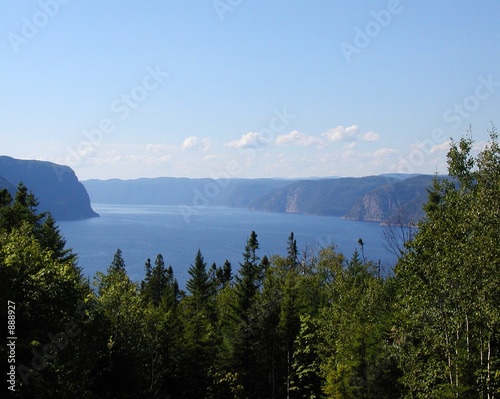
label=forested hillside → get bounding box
[0,156,98,220]
[84,175,434,223]
[1,132,499,398]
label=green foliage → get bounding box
[395,128,500,397]
[287,231,299,268]
[0,184,91,398]
[291,314,323,399]
[5,129,500,398]
[233,230,263,322]
[317,247,399,399]
[141,254,179,307]
[186,249,213,304]
[213,259,232,289]
[108,248,126,273]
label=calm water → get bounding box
[58,204,397,287]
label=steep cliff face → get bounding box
[250,175,434,222]
[345,175,433,223]
[350,191,387,222]
[285,188,301,212]
[0,156,98,220]
[251,177,396,216]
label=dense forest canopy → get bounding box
[1,129,499,398]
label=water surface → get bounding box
[58,204,396,287]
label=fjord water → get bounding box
[58,204,397,287]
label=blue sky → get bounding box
[1,0,499,180]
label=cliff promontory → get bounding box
[0,156,98,220]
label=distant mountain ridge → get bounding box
[83,177,295,207]
[0,156,98,220]
[84,174,435,223]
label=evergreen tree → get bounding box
[12,182,45,229]
[182,249,217,398]
[141,257,152,293]
[214,259,233,289]
[109,248,126,274]
[287,231,299,268]
[186,249,212,304]
[0,185,91,398]
[234,231,262,321]
[227,231,267,397]
[39,213,76,262]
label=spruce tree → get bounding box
[39,213,76,262]
[287,231,299,268]
[182,249,217,398]
[109,248,126,273]
[186,249,211,303]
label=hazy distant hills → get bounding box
[84,174,435,223]
[0,174,15,193]
[83,178,295,207]
[0,154,435,224]
[0,156,98,220]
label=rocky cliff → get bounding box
[345,175,432,223]
[251,175,434,222]
[0,156,98,220]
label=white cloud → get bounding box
[344,141,357,150]
[341,150,356,160]
[372,147,398,158]
[225,132,270,149]
[360,131,380,142]
[275,130,325,147]
[145,143,169,152]
[90,153,172,167]
[430,140,451,154]
[181,136,210,151]
[322,125,359,142]
[322,125,380,144]
[202,154,223,161]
